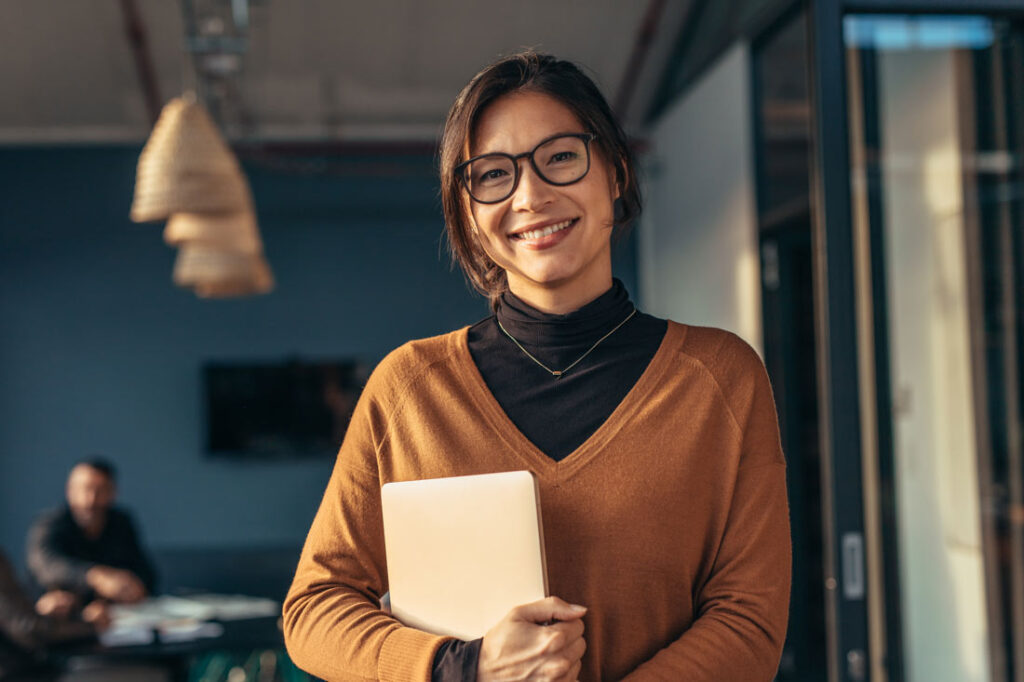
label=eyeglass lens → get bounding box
[463,135,590,203]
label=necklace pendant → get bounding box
[552,370,563,377]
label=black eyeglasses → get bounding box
[455,133,597,204]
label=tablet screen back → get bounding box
[381,470,548,639]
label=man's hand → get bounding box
[81,600,112,631]
[85,566,146,603]
[35,590,79,618]
[478,596,587,682]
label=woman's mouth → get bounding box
[510,218,578,242]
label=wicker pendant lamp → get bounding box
[163,208,262,254]
[132,92,275,298]
[166,207,274,298]
[130,94,250,222]
[172,242,274,298]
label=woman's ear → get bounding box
[612,161,625,201]
[613,197,625,223]
[460,192,478,231]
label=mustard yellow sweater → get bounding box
[283,322,791,681]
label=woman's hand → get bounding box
[477,596,587,682]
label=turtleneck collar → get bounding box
[495,279,636,348]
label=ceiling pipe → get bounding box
[234,140,439,157]
[613,0,669,122]
[119,0,163,125]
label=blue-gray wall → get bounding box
[0,146,638,575]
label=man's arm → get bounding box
[115,511,158,595]
[26,511,94,594]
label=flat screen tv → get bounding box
[204,359,370,458]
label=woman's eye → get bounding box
[547,151,578,164]
[478,168,509,184]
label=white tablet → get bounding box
[381,470,549,640]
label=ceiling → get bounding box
[0,0,690,145]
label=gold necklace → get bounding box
[497,307,637,378]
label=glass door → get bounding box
[752,10,828,681]
[845,14,1024,682]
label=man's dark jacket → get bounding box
[26,507,157,599]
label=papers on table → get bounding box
[99,594,278,647]
[98,625,155,647]
[159,593,280,621]
[158,620,224,644]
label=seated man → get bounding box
[0,548,105,681]
[27,459,156,612]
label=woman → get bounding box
[283,51,791,682]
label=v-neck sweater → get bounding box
[465,279,668,461]
[283,322,791,681]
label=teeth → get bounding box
[514,219,574,241]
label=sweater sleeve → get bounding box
[622,336,792,681]
[282,358,454,682]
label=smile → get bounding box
[510,218,578,241]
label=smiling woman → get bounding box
[459,93,619,314]
[283,51,791,682]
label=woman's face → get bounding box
[467,91,619,311]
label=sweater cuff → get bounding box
[378,626,454,682]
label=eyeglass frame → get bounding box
[454,132,598,204]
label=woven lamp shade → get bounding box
[172,243,274,298]
[131,94,250,222]
[163,209,263,254]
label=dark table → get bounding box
[52,616,286,682]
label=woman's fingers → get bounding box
[553,659,583,682]
[543,618,585,654]
[564,634,586,662]
[478,596,588,682]
[542,622,587,680]
[512,596,587,624]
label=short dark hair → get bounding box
[74,457,117,483]
[439,51,641,308]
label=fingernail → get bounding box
[570,604,587,613]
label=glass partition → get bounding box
[846,14,1024,682]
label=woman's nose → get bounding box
[511,162,555,212]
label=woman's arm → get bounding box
[282,388,454,682]
[623,337,792,681]
[622,463,790,681]
[283,347,590,682]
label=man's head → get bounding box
[66,458,117,533]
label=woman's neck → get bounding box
[495,279,633,349]
[505,274,614,315]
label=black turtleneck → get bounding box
[431,279,668,681]
[466,278,667,460]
